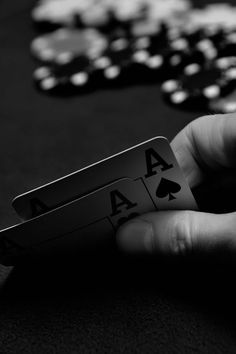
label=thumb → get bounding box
[116,211,236,255]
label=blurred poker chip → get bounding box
[130,33,219,83]
[31,0,192,32]
[165,4,236,55]
[209,88,236,113]
[92,37,136,86]
[131,18,163,37]
[216,29,236,59]
[109,0,146,23]
[208,57,236,113]
[31,28,108,64]
[33,55,96,94]
[166,37,218,73]
[180,3,236,34]
[131,31,181,82]
[144,0,190,27]
[31,0,94,28]
[161,62,236,111]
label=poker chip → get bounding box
[32,0,136,30]
[130,33,173,82]
[130,32,213,82]
[34,55,95,94]
[214,56,236,70]
[209,88,236,113]
[131,19,163,37]
[93,37,135,86]
[181,4,236,34]
[145,0,190,26]
[110,0,145,23]
[31,28,108,64]
[161,62,236,110]
[79,0,144,33]
[166,31,220,71]
[167,4,236,61]
[166,37,213,74]
[32,0,191,32]
[76,2,113,30]
[208,58,236,112]
[217,30,236,58]
[32,0,95,28]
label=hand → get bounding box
[116,113,236,256]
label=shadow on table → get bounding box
[1,251,236,350]
[1,253,236,309]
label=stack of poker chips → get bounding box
[31,1,236,113]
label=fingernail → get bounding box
[116,219,153,254]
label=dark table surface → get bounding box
[1,0,236,353]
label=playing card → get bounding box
[12,136,198,220]
[0,178,155,265]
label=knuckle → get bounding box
[169,211,194,255]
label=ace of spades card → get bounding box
[140,145,194,210]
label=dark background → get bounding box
[1,0,236,353]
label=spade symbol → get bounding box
[156,178,181,201]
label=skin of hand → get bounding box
[116,113,236,256]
